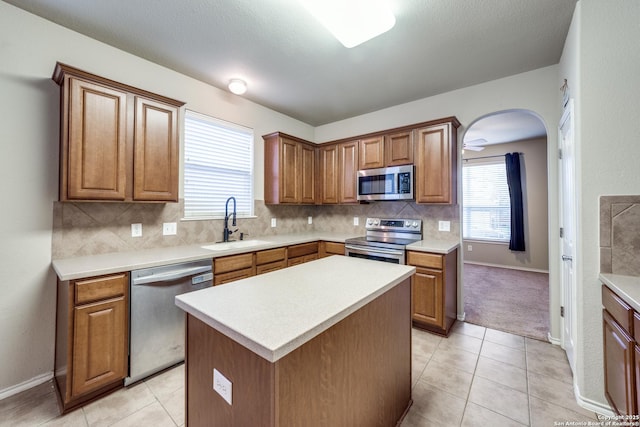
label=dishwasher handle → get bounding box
[132,265,212,285]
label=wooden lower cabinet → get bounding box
[602,285,637,415]
[319,241,345,258]
[256,247,287,275]
[55,273,129,412]
[214,253,255,285]
[287,242,319,267]
[408,249,458,336]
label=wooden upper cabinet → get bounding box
[359,136,384,170]
[66,78,128,201]
[53,62,184,203]
[319,144,339,204]
[263,132,316,204]
[300,143,316,204]
[133,97,179,201]
[339,141,359,204]
[385,131,413,166]
[414,118,460,204]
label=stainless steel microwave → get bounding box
[357,165,414,201]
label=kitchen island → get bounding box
[175,255,415,427]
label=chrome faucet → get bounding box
[223,196,237,242]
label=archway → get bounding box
[460,109,550,340]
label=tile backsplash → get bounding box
[52,199,459,259]
[600,195,640,275]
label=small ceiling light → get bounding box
[228,79,247,95]
[299,0,395,48]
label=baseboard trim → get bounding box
[457,312,466,321]
[573,382,614,417]
[547,332,561,345]
[0,371,53,401]
[463,261,549,274]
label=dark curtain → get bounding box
[505,153,525,251]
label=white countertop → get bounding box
[52,232,460,281]
[600,273,640,312]
[175,255,415,362]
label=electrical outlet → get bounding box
[438,221,450,232]
[131,223,142,237]
[353,217,359,226]
[213,369,232,405]
[308,216,313,225]
[467,245,473,251]
[271,218,277,228]
[162,222,177,236]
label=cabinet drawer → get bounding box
[323,241,345,256]
[256,247,286,265]
[215,253,254,274]
[634,312,640,344]
[407,251,443,269]
[603,285,634,334]
[75,273,128,305]
[256,260,287,275]
[288,242,318,258]
[214,267,255,285]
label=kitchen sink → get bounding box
[201,240,270,251]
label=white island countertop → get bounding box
[175,256,415,363]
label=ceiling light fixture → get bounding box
[299,0,396,48]
[228,79,247,95]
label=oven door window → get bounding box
[359,173,394,195]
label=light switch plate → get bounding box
[438,221,450,232]
[213,369,232,405]
[271,218,277,228]
[162,222,177,236]
[353,217,359,226]
[308,216,313,225]
[131,223,142,237]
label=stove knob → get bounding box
[404,220,411,227]
[412,221,419,228]
[366,218,373,226]
[373,219,379,226]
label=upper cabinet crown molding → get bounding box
[53,62,184,203]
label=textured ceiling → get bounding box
[6,0,575,130]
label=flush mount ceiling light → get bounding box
[299,0,396,48]
[228,79,247,95]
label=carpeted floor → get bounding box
[463,263,549,341]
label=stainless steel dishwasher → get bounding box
[126,259,213,385]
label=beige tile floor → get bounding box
[0,323,600,426]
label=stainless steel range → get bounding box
[345,218,422,264]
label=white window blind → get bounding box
[184,110,254,219]
[462,160,511,242]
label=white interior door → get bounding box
[559,99,576,374]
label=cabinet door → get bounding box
[300,143,316,204]
[72,296,127,396]
[67,78,127,201]
[603,310,636,415]
[319,145,339,204]
[385,131,413,166]
[339,141,359,204]
[414,123,456,204]
[280,137,299,203]
[412,267,443,328]
[133,97,179,201]
[359,136,384,170]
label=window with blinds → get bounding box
[183,110,254,219]
[462,160,511,242]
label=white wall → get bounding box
[559,0,640,411]
[0,1,313,394]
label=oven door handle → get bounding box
[345,244,404,256]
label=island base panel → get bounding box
[185,277,411,426]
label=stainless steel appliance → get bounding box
[345,217,422,264]
[126,259,213,385]
[357,165,414,201]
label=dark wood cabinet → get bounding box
[602,285,637,415]
[55,273,129,412]
[414,118,460,204]
[339,141,359,204]
[359,136,385,170]
[264,132,316,204]
[53,62,183,202]
[408,250,458,336]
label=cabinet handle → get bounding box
[562,255,573,262]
